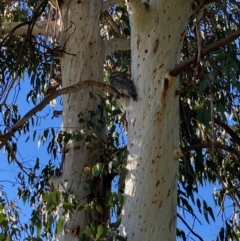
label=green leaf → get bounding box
[25,135,30,142]
[53,191,61,205]
[196,198,201,214]
[36,221,42,237]
[33,130,37,141]
[43,129,49,140]
[64,133,72,144]
[181,197,193,214]
[109,217,121,229]
[86,225,93,235]
[79,233,91,241]
[34,157,40,171]
[207,206,215,222]
[207,72,216,82]
[0,233,7,241]
[112,109,122,116]
[85,135,91,143]
[96,205,103,214]
[234,81,240,92]
[56,218,63,233]
[203,200,210,224]
[97,224,103,236]
[219,227,224,241]
[196,108,211,127]
[31,116,34,126]
[203,209,210,224]
[177,229,186,241]
[79,118,85,123]
[199,78,208,92]
[89,110,96,119]
[92,163,102,177]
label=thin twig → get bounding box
[177,213,204,241]
[184,108,240,146]
[0,80,121,148]
[182,142,240,159]
[170,29,240,77]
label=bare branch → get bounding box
[0,0,15,3]
[48,0,57,8]
[3,23,130,57]
[0,81,121,148]
[2,21,56,37]
[177,213,204,241]
[184,108,240,146]
[182,142,240,158]
[214,118,240,146]
[102,0,123,12]
[6,142,30,176]
[104,38,130,57]
[170,29,240,77]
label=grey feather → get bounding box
[109,72,137,101]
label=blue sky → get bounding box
[0,76,235,241]
[0,78,62,236]
[1,151,230,240]
[0,123,233,241]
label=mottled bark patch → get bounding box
[73,146,80,150]
[156,110,161,122]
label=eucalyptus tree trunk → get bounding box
[53,0,106,239]
[2,0,239,240]
[50,0,192,240]
[1,0,194,239]
[119,1,192,240]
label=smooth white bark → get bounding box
[3,21,55,37]
[53,1,105,240]
[120,1,192,240]
[3,0,194,240]
[104,38,130,57]
[3,21,130,55]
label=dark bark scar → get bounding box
[137,35,140,50]
[162,77,169,101]
[153,39,159,54]
[167,188,170,197]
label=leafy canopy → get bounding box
[0,0,239,241]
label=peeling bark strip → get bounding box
[120,1,192,240]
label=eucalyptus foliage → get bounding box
[0,0,239,241]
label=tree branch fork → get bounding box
[1,1,240,157]
[1,74,239,160]
[0,80,121,148]
[3,20,239,76]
